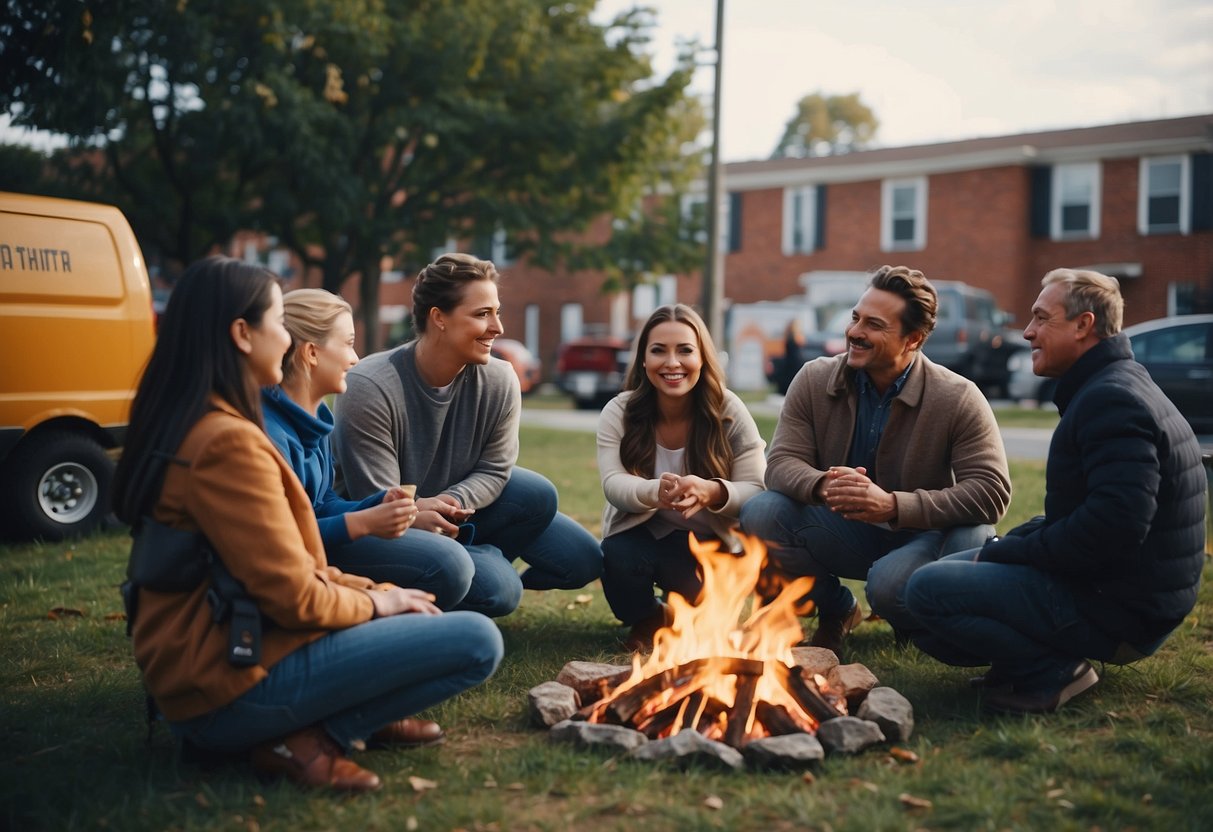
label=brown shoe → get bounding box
[250,726,381,792]
[369,718,445,748]
[622,603,674,653]
[808,600,864,659]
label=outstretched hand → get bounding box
[368,587,441,618]
[347,491,418,540]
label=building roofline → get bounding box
[720,113,1213,192]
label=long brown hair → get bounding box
[619,304,733,480]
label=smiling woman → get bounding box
[332,253,603,616]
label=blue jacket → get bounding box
[979,334,1206,649]
[262,386,385,548]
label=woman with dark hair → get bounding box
[261,289,474,613]
[333,253,602,615]
[113,256,503,792]
[597,304,767,650]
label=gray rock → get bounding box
[742,733,825,770]
[815,715,885,755]
[528,681,580,728]
[628,730,745,771]
[554,661,634,705]
[790,646,839,679]
[856,686,914,742]
[549,719,648,751]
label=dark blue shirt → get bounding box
[846,361,914,475]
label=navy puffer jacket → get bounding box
[980,334,1206,649]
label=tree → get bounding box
[770,91,878,159]
[1,0,703,348]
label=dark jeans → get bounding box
[903,550,1154,686]
[601,525,705,626]
[740,490,991,627]
[470,467,603,592]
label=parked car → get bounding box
[491,338,541,395]
[1009,314,1213,434]
[924,281,1020,396]
[554,335,632,409]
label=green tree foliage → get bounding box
[770,91,878,159]
[1,0,702,348]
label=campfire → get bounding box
[581,532,846,749]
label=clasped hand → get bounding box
[412,493,475,538]
[657,472,724,519]
[819,466,896,524]
[368,587,441,618]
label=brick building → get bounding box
[490,113,1212,380]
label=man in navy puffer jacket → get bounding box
[905,268,1206,713]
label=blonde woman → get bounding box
[597,304,767,650]
[263,288,479,624]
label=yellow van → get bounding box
[0,192,155,540]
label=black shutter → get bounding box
[728,192,743,252]
[815,184,828,250]
[1191,152,1212,232]
[1029,166,1052,238]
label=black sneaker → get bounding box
[983,660,1099,714]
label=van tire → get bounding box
[7,432,114,541]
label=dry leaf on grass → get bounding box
[801,771,816,785]
[703,795,723,811]
[405,817,419,831]
[899,793,933,811]
[47,607,85,620]
[104,612,126,621]
[574,594,592,604]
[888,747,920,764]
[408,776,438,792]
[483,777,498,789]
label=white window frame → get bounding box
[1051,162,1101,240]
[1138,155,1190,235]
[881,177,927,251]
[782,185,818,255]
[560,303,583,342]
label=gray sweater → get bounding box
[332,343,521,508]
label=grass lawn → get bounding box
[1,415,1208,831]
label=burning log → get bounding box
[723,674,760,747]
[772,661,842,724]
[600,657,762,724]
[754,701,807,737]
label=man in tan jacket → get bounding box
[740,266,1011,658]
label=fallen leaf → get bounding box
[408,776,438,792]
[405,817,419,831]
[849,778,879,793]
[105,612,126,621]
[575,594,592,604]
[483,777,498,789]
[194,792,210,808]
[1142,794,1153,804]
[565,604,576,610]
[1045,788,1066,800]
[251,795,266,808]
[703,795,723,811]
[48,607,85,620]
[801,771,816,785]
[889,747,920,764]
[1057,799,1075,809]
[505,782,526,791]
[899,793,933,811]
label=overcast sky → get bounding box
[595,0,1213,162]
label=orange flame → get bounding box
[588,532,846,743]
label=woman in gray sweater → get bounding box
[333,254,602,616]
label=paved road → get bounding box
[521,398,1055,461]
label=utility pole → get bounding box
[701,0,726,345]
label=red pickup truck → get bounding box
[554,336,632,409]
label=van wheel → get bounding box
[7,432,114,541]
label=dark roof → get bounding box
[726,113,1213,175]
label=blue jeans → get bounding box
[469,467,602,593]
[904,550,1134,684]
[601,525,705,625]
[326,531,477,612]
[739,490,991,628]
[170,611,503,753]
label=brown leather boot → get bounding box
[369,718,445,748]
[250,726,381,792]
[808,600,864,659]
[622,602,674,653]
